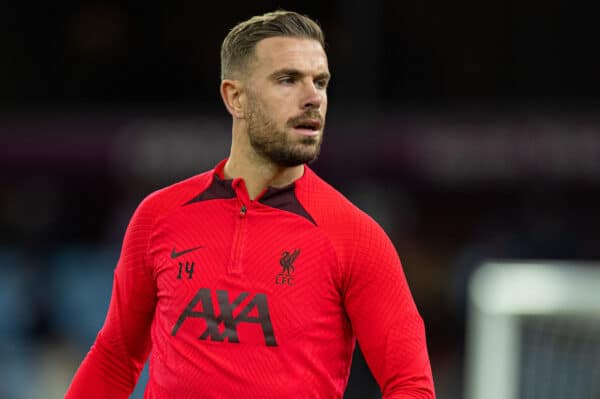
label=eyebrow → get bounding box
[269,68,331,81]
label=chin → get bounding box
[271,150,319,167]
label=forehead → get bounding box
[251,36,329,75]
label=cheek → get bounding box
[265,101,291,126]
[249,97,278,122]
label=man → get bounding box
[66,10,435,399]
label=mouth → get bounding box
[292,119,322,136]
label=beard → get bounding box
[245,93,324,167]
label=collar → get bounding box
[185,159,316,225]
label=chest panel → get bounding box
[152,199,342,348]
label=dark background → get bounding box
[1,1,599,398]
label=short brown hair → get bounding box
[220,10,325,80]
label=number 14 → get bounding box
[177,262,195,279]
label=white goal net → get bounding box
[465,261,600,399]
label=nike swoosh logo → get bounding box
[171,246,202,259]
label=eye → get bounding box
[278,76,296,85]
[315,79,329,90]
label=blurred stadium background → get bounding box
[1,1,599,398]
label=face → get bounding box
[242,36,330,167]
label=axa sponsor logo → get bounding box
[171,288,277,347]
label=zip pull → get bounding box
[239,205,247,217]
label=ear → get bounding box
[220,79,245,119]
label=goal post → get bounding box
[465,261,600,399]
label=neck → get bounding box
[224,131,304,200]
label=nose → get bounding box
[301,81,323,110]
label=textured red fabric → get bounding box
[65,160,435,399]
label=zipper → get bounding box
[228,204,247,275]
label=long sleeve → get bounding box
[342,219,435,399]
[65,196,158,399]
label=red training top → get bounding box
[65,159,435,399]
